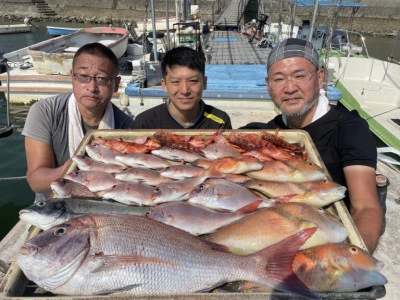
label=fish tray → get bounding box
[0,129,386,299]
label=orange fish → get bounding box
[230,243,387,293]
[193,155,263,175]
[246,160,326,182]
[205,202,347,254]
[244,179,347,208]
[293,243,387,292]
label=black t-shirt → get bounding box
[241,105,377,208]
[132,100,232,130]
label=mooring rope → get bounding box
[0,176,26,181]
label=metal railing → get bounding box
[0,61,13,138]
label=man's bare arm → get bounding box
[344,165,383,253]
[25,137,71,193]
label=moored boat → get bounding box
[0,24,32,34]
[27,27,129,75]
[328,54,400,162]
[46,25,81,36]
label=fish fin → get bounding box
[235,200,263,214]
[252,227,320,299]
[93,284,142,295]
[204,167,225,179]
[91,255,175,273]
[200,239,232,252]
[272,194,301,203]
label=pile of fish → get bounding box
[17,130,387,297]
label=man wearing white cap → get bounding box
[241,38,384,254]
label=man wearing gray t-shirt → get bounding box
[22,43,133,201]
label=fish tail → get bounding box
[251,227,320,299]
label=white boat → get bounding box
[0,66,132,106]
[327,53,400,161]
[135,16,180,33]
[0,24,32,34]
[27,27,129,75]
[264,22,299,43]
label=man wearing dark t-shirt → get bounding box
[241,38,383,254]
[132,47,232,130]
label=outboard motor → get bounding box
[249,14,269,43]
[0,58,6,74]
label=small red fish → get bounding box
[227,132,295,160]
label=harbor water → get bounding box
[0,20,399,241]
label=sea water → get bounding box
[0,20,399,240]
[0,105,34,240]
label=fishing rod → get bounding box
[365,106,400,120]
[382,28,400,81]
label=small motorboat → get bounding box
[46,25,81,36]
[28,27,129,75]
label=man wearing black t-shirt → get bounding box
[241,38,383,253]
[132,47,232,130]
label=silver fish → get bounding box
[115,153,171,169]
[50,178,99,198]
[17,214,317,297]
[102,182,155,206]
[19,198,148,230]
[159,165,205,180]
[146,200,262,235]
[85,143,126,167]
[188,178,273,211]
[115,167,171,185]
[72,155,125,173]
[151,146,204,163]
[152,175,209,203]
[64,170,120,193]
[199,143,242,160]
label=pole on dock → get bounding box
[165,0,171,50]
[278,0,283,42]
[308,0,319,42]
[150,0,158,61]
[290,0,297,38]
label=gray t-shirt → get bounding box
[22,92,134,201]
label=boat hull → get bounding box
[0,24,32,34]
[46,26,80,36]
[27,27,129,75]
[330,56,400,153]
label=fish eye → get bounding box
[145,211,152,217]
[198,184,205,190]
[349,246,359,254]
[54,227,66,236]
[36,201,47,207]
[154,187,160,192]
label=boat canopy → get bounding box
[283,1,365,7]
